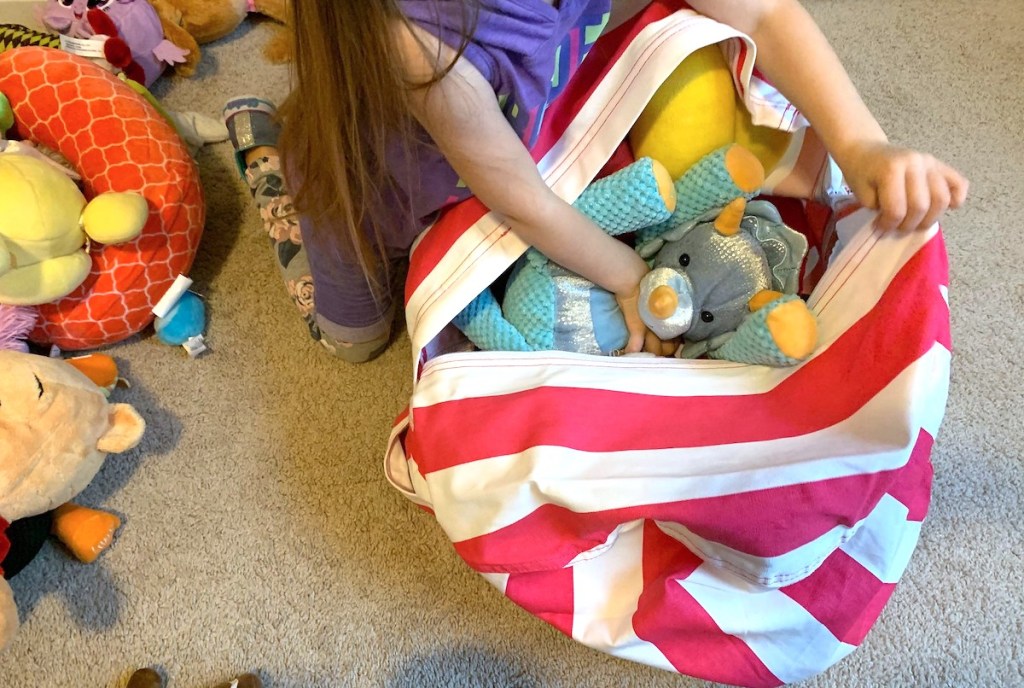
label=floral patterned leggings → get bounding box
[245,155,392,363]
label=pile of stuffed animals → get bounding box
[1,0,289,85]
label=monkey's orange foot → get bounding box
[51,503,121,564]
[724,144,766,193]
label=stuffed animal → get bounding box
[150,0,291,63]
[0,345,145,651]
[629,43,794,183]
[636,198,815,365]
[454,144,818,366]
[40,0,200,85]
[0,147,149,306]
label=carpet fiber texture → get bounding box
[0,1,1021,686]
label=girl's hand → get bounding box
[838,140,969,231]
[615,287,649,354]
[616,287,676,355]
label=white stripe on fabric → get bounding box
[480,572,510,594]
[678,561,857,685]
[568,520,677,672]
[423,344,949,544]
[720,38,808,132]
[658,519,862,589]
[840,494,924,584]
[418,349,798,403]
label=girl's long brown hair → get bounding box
[279,1,479,293]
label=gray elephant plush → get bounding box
[636,197,816,364]
[454,145,818,366]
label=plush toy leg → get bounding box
[711,293,817,366]
[51,503,121,564]
[637,144,766,244]
[65,353,120,395]
[453,288,535,352]
[572,157,676,235]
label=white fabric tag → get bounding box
[59,34,109,59]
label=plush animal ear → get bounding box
[96,403,145,454]
[744,201,809,294]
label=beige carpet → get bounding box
[1,1,1022,686]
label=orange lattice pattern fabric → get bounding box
[0,47,204,350]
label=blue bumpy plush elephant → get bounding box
[453,145,818,366]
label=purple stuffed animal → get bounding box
[41,0,192,86]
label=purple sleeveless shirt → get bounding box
[305,0,612,335]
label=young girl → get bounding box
[224,0,968,363]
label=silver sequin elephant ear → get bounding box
[743,200,808,295]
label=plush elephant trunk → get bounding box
[639,267,695,340]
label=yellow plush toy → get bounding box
[629,44,793,180]
[0,349,145,651]
[0,153,148,306]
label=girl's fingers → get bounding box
[900,163,931,231]
[945,164,970,208]
[875,169,907,231]
[919,168,952,230]
[643,330,663,355]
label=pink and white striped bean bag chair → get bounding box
[385,3,947,685]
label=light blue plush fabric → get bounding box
[711,293,807,366]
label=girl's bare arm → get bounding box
[394,23,654,352]
[688,0,967,230]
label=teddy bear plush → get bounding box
[0,344,145,651]
[150,0,291,63]
[453,144,817,366]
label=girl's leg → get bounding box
[223,97,392,362]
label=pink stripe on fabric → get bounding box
[405,199,490,303]
[504,566,575,637]
[634,521,783,687]
[409,235,950,473]
[882,430,935,522]
[451,451,928,572]
[781,548,897,646]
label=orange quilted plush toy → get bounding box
[0,47,204,351]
